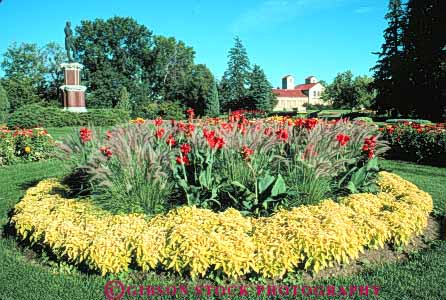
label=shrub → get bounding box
[7,104,130,128]
[380,122,446,165]
[141,101,185,120]
[386,118,432,125]
[0,127,55,165]
[0,83,10,124]
[353,116,374,123]
[10,171,432,279]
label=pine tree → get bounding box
[402,0,446,121]
[371,0,406,116]
[219,36,251,111]
[248,65,276,111]
[205,80,220,117]
[0,82,10,123]
[116,86,132,111]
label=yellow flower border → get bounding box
[10,172,432,279]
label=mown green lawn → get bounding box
[0,158,445,299]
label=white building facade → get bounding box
[272,75,326,112]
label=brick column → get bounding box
[60,63,87,112]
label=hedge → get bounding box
[7,104,130,128]
[10,172,432,280]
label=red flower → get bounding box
[106,130,113,140]
[237,123,247,135]
[221,122,234,131]
[302,118,318,130]
[80,128,92,143]
[171,119,176,127]
[294,118,305,127]
[177,122,187,132]
[203,129,216,140]
[386,127,395,134]
[99,146,112,158]
[154,118,163,127]
[187,123,195,135]
[180,143,192,155]
[166,134,176,146]
[336,134,350,146]
[155,128,165,139]
[362,136,377,159]
[176,155,190,165]
[276,129,289,141]
[241,145,254,160]
[186,108,195,119]
[264,127,273,136]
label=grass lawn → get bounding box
[0,158,445,299]
[380,159,446,216]
[46,127,80,140]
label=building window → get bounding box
[313,91,316,97]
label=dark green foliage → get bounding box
[148,35,196,104]
[74,17,153,108]
[115,86,131,111]
[339,157,381,194]
[219,36,251,111]
[247,64,277,112]
[7,104,129,128]
[0,77,41,112]
[0,82,9,123]
[205,80,220,117]
[373,0,445,120]
[322,71,376,109]
[382,123,446,166]
[185,64,216,116]
[371,0,405,115]
[1,42,66,110]
[141,101,185,120]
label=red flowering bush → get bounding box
[0,126,55,165]
[58,115,388,216]
[380,122,446,165]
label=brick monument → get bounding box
[60,21,87,112]
[60,63,87,112]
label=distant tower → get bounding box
[305,76,318,84]
[282,75,295,90]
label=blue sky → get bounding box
[0,0,388,87]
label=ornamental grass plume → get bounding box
[86,123,174,215]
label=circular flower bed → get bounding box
[10,171,432,280]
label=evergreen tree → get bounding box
[116,86,132,111]
[247,65,276,111]
[219,36,251,111]
[205,80,220,117]
[402,0,446,120]
[0,82,10,123]
[185,64,214,116]
[371,0,406,115]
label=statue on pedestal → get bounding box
[64,21,77,62]
[60,21,87,112]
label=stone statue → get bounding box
[64,21,76,62]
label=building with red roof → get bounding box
[272,75,325,111]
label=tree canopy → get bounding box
[322,71,376,110]
[372,0,445,120]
